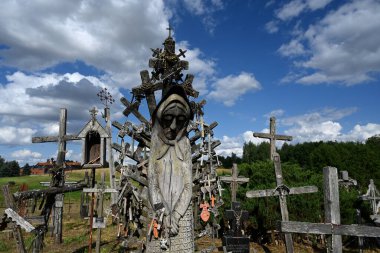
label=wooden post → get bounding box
[252,117,292,160]
[2,185,27,253]
[83,174,117,253]
[278,167,380,252]
[246,153,318,253]
[105,107,117,204]
[96,172,106,253]
[32,108,80,244]
[323,166,342,253]
[274,154,294,253]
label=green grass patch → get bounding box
[0,239,10,252]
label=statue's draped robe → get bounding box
[147,111,194,252]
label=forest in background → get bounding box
[219,136,380,244]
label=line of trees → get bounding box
[0,155,24,177]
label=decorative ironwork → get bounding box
[97,88,115,108]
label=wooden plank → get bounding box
[246,186,318,198]
[279,221,380,237]
[4,209,35,233]
[273,153,294,253]
[120,97,150,125]
[323,167,342,253]
[2,185,27,253]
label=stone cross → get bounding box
[246,153,318,253]
[253,117,292,160]
[32,108,80,244]
[224,202,249,237]
[278,167,380,253]
[220,163,249,203]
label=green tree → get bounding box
[23,163,31,175]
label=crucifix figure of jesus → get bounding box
[253,117,292,160]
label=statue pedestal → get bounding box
[222,236,250,253]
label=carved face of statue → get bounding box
[161,102,188,140]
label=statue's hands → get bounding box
[164,211,181,236]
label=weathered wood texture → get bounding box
[246,186,318,198]
[2,185,27,253]
[278,221,380,237]
[219,163,249,202]
[324,166,342,253]
[252,117,292,160]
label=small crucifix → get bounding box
[220,163,249,203]
[224,202,249,237]
[253,117,292,160]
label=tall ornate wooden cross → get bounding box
[246,153,318,253]
[220,163,249,203]
[32,108,80,244]
[253,117,292,160]
[278,167,380,253]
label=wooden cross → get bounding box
[246,153,318,253]
[220,163,249,203]
[253,117,292,160]
[83,172,118,253]
[32,108,80,244]
[278,167,380,253]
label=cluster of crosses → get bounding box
[1,28,380,253]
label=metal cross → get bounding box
[97,87,115,108]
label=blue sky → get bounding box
[0,0,380,166]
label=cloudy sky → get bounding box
[0,0,380,166]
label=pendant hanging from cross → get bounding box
[253,117,292,160]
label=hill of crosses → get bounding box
[112,29,223,252]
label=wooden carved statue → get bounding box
[147,85,194,252]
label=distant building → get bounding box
[31,158,82,175]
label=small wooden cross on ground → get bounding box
[32,108,80,244]
[83,172,117,253]
[278,167,380,253]
[219,163,249,203]
[246,153,318,253]
[253,117,292,160]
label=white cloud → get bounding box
[280,0,380,85]
[11,149,42,159]
[207,72,261,106]
[276,0,332,21]
[181,0,224,34]
[280,107,361,142]
[0,127,37,145]
[343,123,380,142]
[264,109,285,118]
[0,0,170,85]
[278,39,306,57]
[265,21,279,34]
